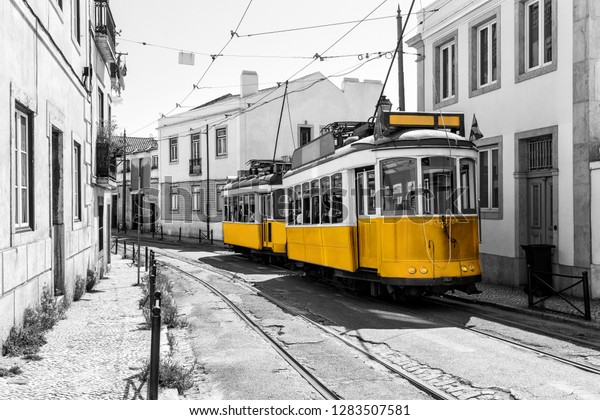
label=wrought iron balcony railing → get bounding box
[96,142,116,180]
[189,158,202,175]
[94,0,116,63]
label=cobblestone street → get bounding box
[0,256,150,400]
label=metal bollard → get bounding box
[199,229,201,244]
[148,291,162,401]
[178,227,182,242]
[114,238,118,255]
[526,265,533,309]
[123,240,127,258]
[161,228,163,240]
[210,229,214,245]
[583,271,591,321]
[145,247,149,272]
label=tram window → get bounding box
[381,158,417,215]
[275,189,286,221]
[233,196,239,222]
[332,173,343,223]
[460,159,477,214]
[248,194,256,222]
[287,188,294,223]
[224,197,228,222]
[357,169,377,216]
[241,195,248,222]
[302,183,311,224]
[320,177,331,224]
[294,185,302,225]
[422,157,457,214]
[311,180,320,224]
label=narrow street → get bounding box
[143,240,600,400]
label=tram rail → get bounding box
[151,248,454,400]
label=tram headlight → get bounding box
[461,265,468,272]
[408,267,417,275]
[469,264,475,272]
[419,267,428,274]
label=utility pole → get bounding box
[397,5,406,111]
[122,129,127,234]
[205,124,210,237]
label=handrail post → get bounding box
[582,271,591,321]
[527,265,533,309]
[148,291,162,400]
[145,246,148,272]
[123,240,127,258]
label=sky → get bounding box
[109,0,436,138]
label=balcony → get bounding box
[189,158,202,175]
[96,142,117,186]
[94,0,116,63]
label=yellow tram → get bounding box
[223,112,481,298]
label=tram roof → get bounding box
[223,172,283,193]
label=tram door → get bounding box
[261,194,272,249]
[355,167,378,268]
[527,176,554,245]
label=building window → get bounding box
[14,104,34,229]
[125,159,131,172]
[170,185,179,211]
[216,128,227,157]
[74,141,82,221]
[479,147,499,210]
[192,186,203,212]
[57,0,63,11]
[440,42,456,101]
[528,135,552,171]
[433,30,458,106]
[299,126,312,146]
[526,0,552,70]
[469,8,501,97]
[98,201,104,251]
[98,88,104,124]
[151,155,158,169]
[169,137,178,162]
[516,0,556,82]
[73,0,81,45]
[191,133,201,160]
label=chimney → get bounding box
[240,70,258,98]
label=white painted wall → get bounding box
[416,0,574,265]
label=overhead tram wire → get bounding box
[129,0,254,135]
[141,53,387,142]
[131,1,392,137]
[371,0,417,120]
[287,0,389,82]
[236,10,437,38]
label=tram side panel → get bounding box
[223,222,263,250]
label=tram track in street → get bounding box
[151,248,454,400]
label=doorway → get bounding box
[527,175,554,245]
[51,128,65,294]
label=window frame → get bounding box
[72,0,82,46]
[170,184,179,211]
[151,155,159,169]
[475,136,503,220]
[299,125,313,147]
[216,127,227,157]
[469,7,502,98]
[216,183,225,213]
[192,186,203,212]
[14,104,34,230]
[515,0,557,83]
[191,133,201,160]
[73,141,82,222]
[433,30,459,107]
[169,137,178,162]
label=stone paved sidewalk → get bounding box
[450,282,600,327]
[0,255,151,400]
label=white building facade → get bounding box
[0,0,123,342]
[407,0,600,297]
[156,71,383,241]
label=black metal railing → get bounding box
[96,141,116,179]
[189,158,202,175]
[94,0,116,60]
[527,265,592,321]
